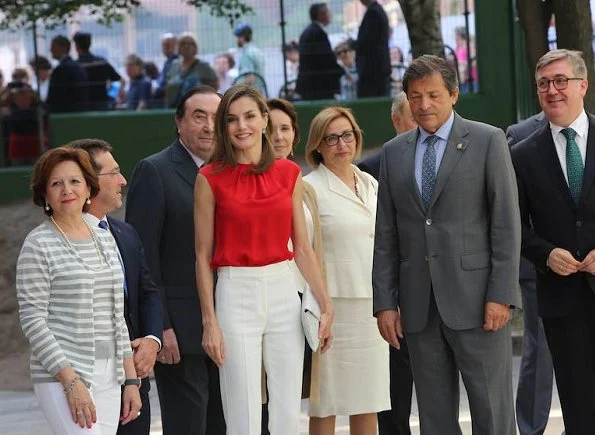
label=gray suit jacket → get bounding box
[373,113,521,333]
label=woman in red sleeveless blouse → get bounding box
[194,85,333,435]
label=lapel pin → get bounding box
[456,143,463,150]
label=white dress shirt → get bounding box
[550,110,589,184]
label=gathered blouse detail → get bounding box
[201,158,301,268]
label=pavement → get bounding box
[0,356,566,435]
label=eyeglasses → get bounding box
[323,130,356,146]
[536,76,584,93]
[98,168,121,177]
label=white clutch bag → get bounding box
[301,284,321,352]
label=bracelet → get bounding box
[62,376,87,395]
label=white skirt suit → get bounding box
[304,163,390,417]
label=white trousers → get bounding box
[216,260,305,435]
[34,358,121,435]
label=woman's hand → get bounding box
[120,385,142,425]
[318,304,334,353]
[66,379,96,429]
[202,322,225,367]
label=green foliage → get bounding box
[0,0,252,30]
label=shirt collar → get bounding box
[83,212,107,228]
[179,139,206,168]
[549,110,588,140]
[417,111,455,144]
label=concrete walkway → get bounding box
[0,356,565,435]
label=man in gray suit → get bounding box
[373,55,520,434]
[507,112,561,435]
[126,86,225,435]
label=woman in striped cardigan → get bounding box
[16,147,141,434]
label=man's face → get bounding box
[407,72,458,134]
[319,7,331,25]
[162,38,177,57]
[175,92,221,161]
[50,41,63,61]
[392,101,417,134]
[536,59,587,127]
[94,151,127,214]
[236,35,246,48]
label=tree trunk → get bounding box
[517,0,552,76]
[398,0,445,58]
[551,0,595,111]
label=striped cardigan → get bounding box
[16,220,132,386]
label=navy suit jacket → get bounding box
[357,151,383,180]
[107,217,163,343]
[356,1,391,81]
[511,113,595,317]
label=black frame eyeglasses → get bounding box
[536,76,584,93]
[322,130,357,146]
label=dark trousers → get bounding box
[378,340,413,435]
[516,278,555,435]
[116,377,151,435]
[542,286,595,435]
[154,354,225,435]
[357,76,391,98]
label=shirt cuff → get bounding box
[145,335,162,351]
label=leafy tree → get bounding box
[517,0,595,110]
[0,0,252,30]
[398,0,445,58]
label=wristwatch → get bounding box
[124,378,142,388]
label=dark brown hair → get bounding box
[31,147,100,216]
[210,84,274,173]
[403,54,458,96]
[267,98,300,148]
[66,138,113,173]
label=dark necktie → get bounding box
[98,220,128,298]
[562,128,583,204]
[421,135,439,209]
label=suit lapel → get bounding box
[579,115,595,206]
[537,128,577,210]
[321,164,371,211]
[403,132,425,213]
[428,114,468,209]
[172,140,199,188]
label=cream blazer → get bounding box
[304,163,378,299]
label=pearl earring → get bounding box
[86,198,91,205]
[262,128,266,135]
[44,203,50,211]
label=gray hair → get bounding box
[390,91,409,116]
[535,49,587,79]
[403,55,458,96]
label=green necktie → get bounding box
[563,128,583,204]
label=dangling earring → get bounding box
[44,202,50,212]
[262,128,266,135]
[86,198,91,205]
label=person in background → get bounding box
[2,81,45,166]
[47,35,89,113]
[126,86,226,435]
[334,39,358,101]
[284,41,300,83]
[454,26,477,93]
[124,55,152,111]
[357,91,416,179]
[12,67,30,84]
[234,24,267,96]
[304,106,390,435]
[356,0,391,97]
[154,33,179,103]
[195,85,333,434]
[213,53,238,94]
[69,138,163,435]
[143,61,160,107]
[165,33,218,108]
[16,147,141,434]
[73,32,123,111]
[296,3,343,101]
[29,56,52,102]
[357,90,417,435]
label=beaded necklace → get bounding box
[50,216,105,271]
[353,172,364,203]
